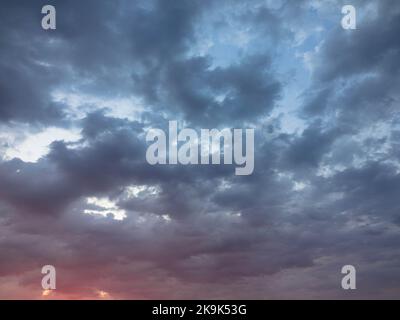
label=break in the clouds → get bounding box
[0,0,400,299]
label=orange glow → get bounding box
[97,290,111,299]
[42,289,52,297]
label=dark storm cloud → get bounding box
[284,122,343,169]
[316,1,400,82]
[0,0,283,126]
[328,162,400,222]
[0,159,76,215]
[1,0,400,299]
[304,0,400,122]
[139,54,282,126]
[0,0,211,123]
[0,60,65,124]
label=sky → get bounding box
[0,0,400,299]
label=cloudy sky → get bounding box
[0,0,400,299]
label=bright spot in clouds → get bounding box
[42,289,52,297]
[125,185,160,198]
[97,290,111,299]
[293,181,307,191]
[52,90,144,121]
[3,127,81,163]
[85,197,126,220]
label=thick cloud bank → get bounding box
[0,0,399,299]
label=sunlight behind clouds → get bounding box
[85,197,127,221]
[3,127,81,163]
[52,90,145,121]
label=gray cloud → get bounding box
[0,0,400,299]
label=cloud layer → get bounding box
[0,0,400,299]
